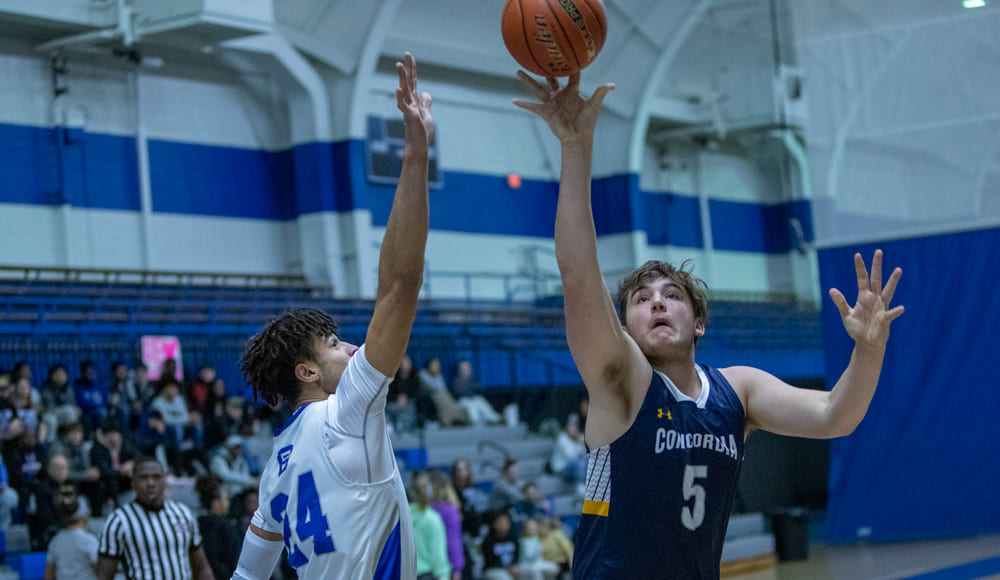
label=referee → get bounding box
[97,457,214,580]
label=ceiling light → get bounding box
[963,0,986,8]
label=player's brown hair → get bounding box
[614,260,709,345]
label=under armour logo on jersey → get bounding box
[657,408,672,420]
[277,445,293,475]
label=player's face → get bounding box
[624,277,704,358]
[314,334,358,394]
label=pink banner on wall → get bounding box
[141,335,184,381]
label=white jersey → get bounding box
[252,345,415,580]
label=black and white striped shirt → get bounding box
[98,500,202,580]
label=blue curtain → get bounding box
[820,227,1000,543]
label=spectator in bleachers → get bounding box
[11,361,32,385]
[489,459,523,512]
[209,435,256,500]
[0,371,24,443]
[136,409,169,466]
[452,360,502,426]
[538,516,573,577]
[202,377,229,424]
[204,394,248,450]
[230,486,259,537]
[481,510,520,580]
[388,354,420,433]
[517,518,560,580]
[107,362,134,427]
[154,357,180,394]
[89,418,136,516]
[6,427,45,525]
[420,357,469,427]
[194,475,241,580]
[11,376,44,440]
[189,366,216,415]
[510,482,553,539]
[41,365,79,443]
[0,451,18,527]
[451,458,487,538]
[74,361,107,438]
[409,469,452,580]
[129,364,154,428]
[150,377,189,443]
[50,422,100,510]
[549,414,586,494]
[44,495,98,580]
[429,470,464,580]
[28,454,71,551]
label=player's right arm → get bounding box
[230,524,283,580]
[514,73,650,446]
[364,52,434,378]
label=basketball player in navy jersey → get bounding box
[514,72,904,579]
[229,52,433,580]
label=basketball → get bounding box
[501,0,607,77]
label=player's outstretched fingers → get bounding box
[882,267,902,306]
[870,250,883,295]
[517,70,552,102]
[854,253,869,294]
[829,287,850,320]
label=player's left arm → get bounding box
[727,250,904,439]
[364,51,434,377]
[189,545,216,580]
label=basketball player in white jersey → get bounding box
[230,52,433,580]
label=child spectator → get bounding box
[517,518,560,580]
[538,516,573,577]
[43,496,98,580]
[481,511,519,580]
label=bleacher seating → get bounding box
[0,266,825,396]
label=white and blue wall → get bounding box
[0,0,816,304]
[2,0,998,544]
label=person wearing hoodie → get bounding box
[409,470,451,580]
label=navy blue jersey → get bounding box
[573,365,746,579]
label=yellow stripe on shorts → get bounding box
[582,500,609,517]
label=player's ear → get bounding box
[694,317,706,337]
[294,361,318,384]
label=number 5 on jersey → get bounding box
[271,471,336,567]
[682,465,707,531]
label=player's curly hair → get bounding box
[240,307,338,408]
[614,260,709,345]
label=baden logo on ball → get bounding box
[502,0,608,78]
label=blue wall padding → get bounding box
[820,227,1000,543]
[0,122,810,251]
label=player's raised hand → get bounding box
[513,71,614,146]
[396,52,434,149]
[829,250,905,350]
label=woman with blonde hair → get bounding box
[429,470,464,580]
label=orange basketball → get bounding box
[502,0,607,78]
